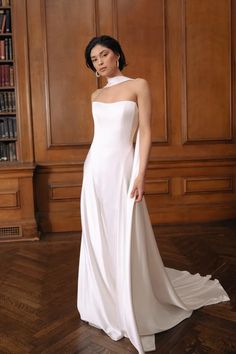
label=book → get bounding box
[1,13,6,33]
[5,9,10,32]
[0,116,16,138]
[0,1,11,6]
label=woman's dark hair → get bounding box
[85,35,127,72]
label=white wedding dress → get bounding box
[77,75,230,353]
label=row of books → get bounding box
[0,116,16,138]
[0,1,11,7]
[0,38,12,60]
[0,91,15,111]
[0,1,16,161]
[0,64,13,86]
[0,9,11,33]
[0,141,16,161]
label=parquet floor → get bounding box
[0,220,235,354]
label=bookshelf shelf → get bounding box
[0,111,16,114]
[0,33,12,36]
[0,60,13,63]
[0,137,16,141]
[0,86,14,89]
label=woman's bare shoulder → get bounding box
[129,77,149,90]
[131,78,150,94]
[133,77,149,86]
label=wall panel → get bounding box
[116,0,168,143]
[26,0,236,232]
[27,0,96,162]
[182,0,232,143]
[45,0,95,145]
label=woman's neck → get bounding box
[105,74,129,87]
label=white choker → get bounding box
[105,75,131,87]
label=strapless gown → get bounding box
[77,76,230,354]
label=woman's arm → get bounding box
[130,78,152,203]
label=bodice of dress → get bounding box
[91,101,138,150]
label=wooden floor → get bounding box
[0,220,235,354]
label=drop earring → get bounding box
[117,59,119,68]
[96,71,100,78]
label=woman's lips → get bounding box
[100,67,107,72]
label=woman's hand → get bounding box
[130,174,145,203]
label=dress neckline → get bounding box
[92,100,137,107]
[105,75,133,87]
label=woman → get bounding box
[77,35,230,354]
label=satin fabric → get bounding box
[77,76,230,353]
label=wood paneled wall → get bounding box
[26,0,236,232]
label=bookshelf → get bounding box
[0,0,17,162]
[0,0,38,242]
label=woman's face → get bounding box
[90,44,120,77]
